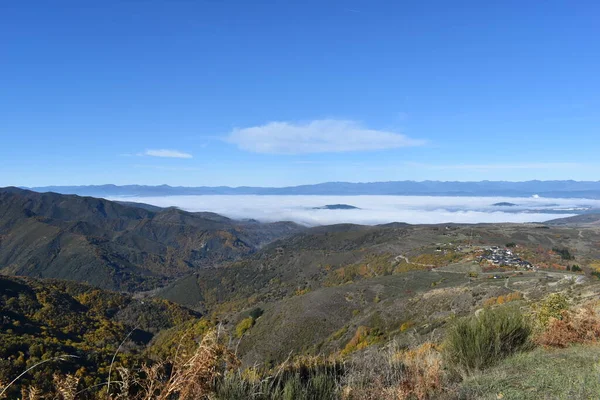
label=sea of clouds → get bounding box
[109,195,600,226]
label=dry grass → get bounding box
[9,300,600,399]
[536,305,600,348]
[24,328,241,400]
[342,341,444,400]
[130,328,239,400]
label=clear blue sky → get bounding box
[1,0,599,187]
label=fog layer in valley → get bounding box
[109,195,600,226]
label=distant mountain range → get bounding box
[29,180,600,198]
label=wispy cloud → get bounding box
[140,149,193,159]
[404,162,583,171]
[133,164,201,171]
[226,119,426,154]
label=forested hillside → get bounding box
[0,188,302,291]
[0,275,203,398]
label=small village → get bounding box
[480,246,535,270]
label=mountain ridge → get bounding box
[28,180,600,198]
[0,187,304,291]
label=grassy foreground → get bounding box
[458,345,600,399]
[4,295,600,399]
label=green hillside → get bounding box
[0,188,303,291]
[0,274,202,398]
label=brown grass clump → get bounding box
[19,386,41,400]
[394,342,443,400]
[342,341,443,400]
[536,306,600,348]
[97,327,240,400]
[145,328,239,400]
[53,374,79,400]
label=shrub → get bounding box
[235,317,255,338]
[533,293,569,328]
[400,321,415,332]
[571,265,582,272]
[248,307,264,320]
[483,292,522,307]
[552,247,574,260]
[505,242,516,248]
[444,306,532,374]
[341,326,382,356]
[342,341,443,400]
[536,306,600,348]
[395,342,443,399]
[215,361,341,400]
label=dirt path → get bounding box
[394,254,436,268]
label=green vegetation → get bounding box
[0,188,302,291]
[0,275,200,398]
[341,326,384,356]
[444,306,532,374]
[4,278,600,399]
[236,317,255,338]
[552,247,575,260]
[249,307,264,320]
[214,368,340,400]
[532,292,569,328]
[458,345,600,399]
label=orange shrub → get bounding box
[536,306,600,348]
[484,292,522,307]
[396,342,443,400]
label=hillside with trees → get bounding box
[0,188,302,291]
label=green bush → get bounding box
[552,247,574,260]
[444,306,532,374]
[534,293,569,328]
[235,317,255,338]
[249,307,264,320]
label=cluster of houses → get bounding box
[480,246,535,270]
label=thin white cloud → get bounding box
[141,149,193,159]
[226,119,426,154]
[404,162,582,170]
[132,164,202,171]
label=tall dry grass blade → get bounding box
[107,327,137,398]
[0,355,78,398]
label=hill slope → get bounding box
[0,188,303,291]
[545,213,600,226]
[157,221,600,364]
[0,274,201,396]
[160,221,600,311]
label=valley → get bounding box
[3,189,600,398]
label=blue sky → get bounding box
[1,0,599,187]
